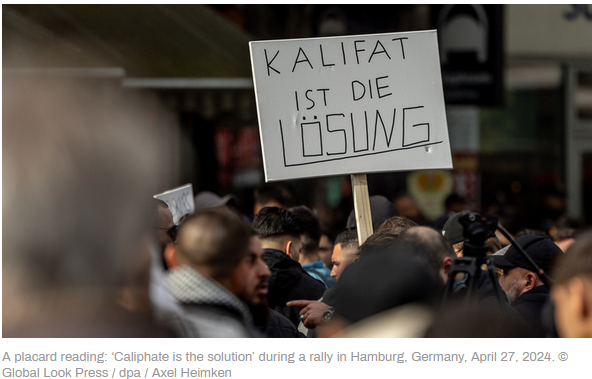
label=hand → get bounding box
[286,300,332,329]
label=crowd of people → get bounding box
[149,187,592,338]
[4,77,592,339]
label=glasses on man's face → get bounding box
[496,268,510,278]
[455,246,463,257]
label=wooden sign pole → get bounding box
[350,173,373,244]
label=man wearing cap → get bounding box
[345,195,399,231]
[441,210,471,256]
[492,234,562,337]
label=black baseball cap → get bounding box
[492,234,562,273]
[346,195,399,230]
[441,210,471,244]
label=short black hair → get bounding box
[335,229,359,251]
[251,206,301,240]
[376,216,418,236]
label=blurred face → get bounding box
[551,278,592,338]
[394,196,420,220]
[498,267,528,303]
[318,234,334,269]
[232,236,271,306]
[552,282,578,337]
[330,243,357,281]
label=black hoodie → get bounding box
[263,248,326,326]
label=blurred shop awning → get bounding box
[3,4,254,81]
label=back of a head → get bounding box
[398,226,455,285]
[288,205,321,255]
[553,230,592,284]
[175,209,250,280]
[346,195,399,230]
[335,229,359,251]
[399,226,455,260]
[251,206,301,241]
[375,215,418,236]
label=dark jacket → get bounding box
[261,309,307,338]
[263,248,326,326]
[512,285,551,338]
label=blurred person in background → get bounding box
[318,225,335,270]
[433,193,468,231]
[289,205,335,289]
[392,192,431,226]
[253,182,295,215]
[3,76,177,337]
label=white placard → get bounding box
[153,184,194,225]
[250,30,453,182]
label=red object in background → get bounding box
[215,127,261,189]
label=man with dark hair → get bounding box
[165,209,270,337]
[551,230,592,337]
[492,234,562,337]
[355,216,417,258]
[252,207,326,326]
[330,230,360,282]
[289,205,335,289]
[253,182,295,215]
[375,215,419,236]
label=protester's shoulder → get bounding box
[514,286,551,308]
